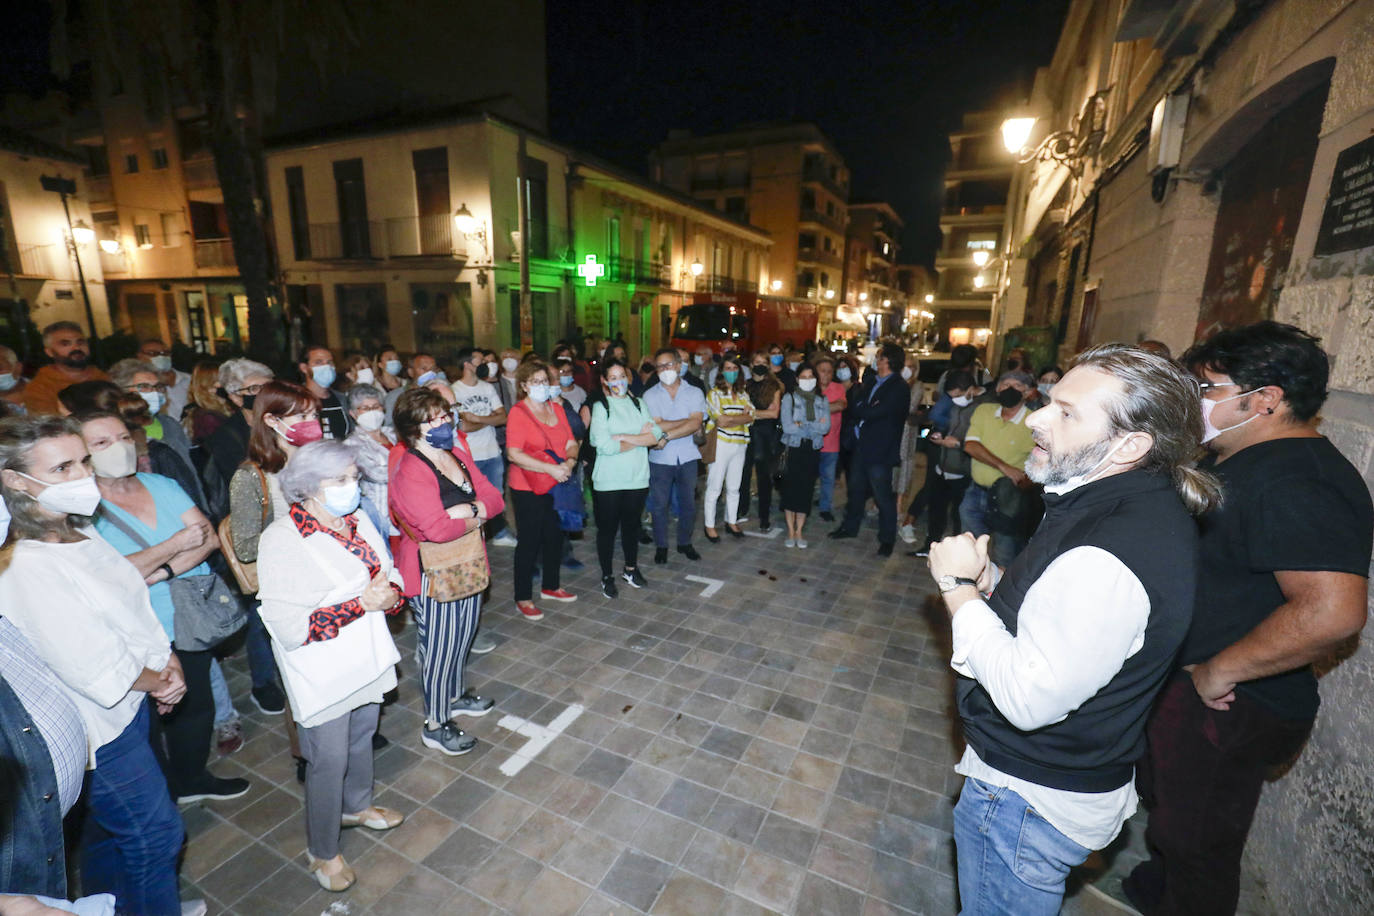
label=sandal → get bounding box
[307,854,356,892]
[341,805,405,831]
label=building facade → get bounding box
[650,123,851,313]
[844,202,904,338]
[567,159,771,358]
[0,128,111,356]
[993,3,1374,909]
[935,111,1015,349]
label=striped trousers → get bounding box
[412,577,482,725]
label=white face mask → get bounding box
[149,355,173,373]
[90,440,138,478]
[502,357,519,374]
[15,471,103,516]
[951,394,973,407]
[797,378,817,392]
[658,368,679,386]
[900,366,913,381]
[356,409,385,431]
[693,355,705,366]
[354,367,375,386]
[0,494,10,542]
[1200,389,1263,443]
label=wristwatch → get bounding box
[936,575,979,594]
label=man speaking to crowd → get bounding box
[929,344,1220,915]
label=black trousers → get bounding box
[148,645,213,798]
[738,419,779,525]
[512,489,562,601]
[593,486,649,576]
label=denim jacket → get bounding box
[780,390,831,449]
[0,675,67,897]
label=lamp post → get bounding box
[41,175,101,364]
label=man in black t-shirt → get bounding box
[1127,322,1373,916]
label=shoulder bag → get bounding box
[100,507,246,651]
[219,464,269,594]
[399,451,490,601]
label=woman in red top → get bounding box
[506,360,578,619]
[388,388,504,757]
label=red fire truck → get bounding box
[669,292,819,355]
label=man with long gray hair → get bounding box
[929,344,1220,914]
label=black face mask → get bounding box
[1005,358,1022,372]
[476,362,495,381]
[240,393,257,411]
[751,365,768,377]
[996,388,1024,408]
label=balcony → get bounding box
[600,257,669,286]
[99,248,128,275]
[384,214,465,258]
[182,157,219,189]
[799,207,844,233]
[193,238,236,269]
[702,274,758,294]
[86,174,113,204]
[801,161,847,198]
[307,221,383,260]
[15,243,58,277]
[796,246,843,270]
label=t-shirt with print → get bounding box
[451,379,502,461]
[1180,436,1373,720]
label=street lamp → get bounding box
[881,298,891,308]
[973,275,986,289]
[99,238,121,254]
[690,260,704,277]
[452,202,489,259]
[824,289,835,300]
[40,174,100,364]
[924,293,934,304]
[858,291,868,302]
[71,220,95,246]
[770,278,782,291]
[971,249,990,267]
[1000,92,1108,178]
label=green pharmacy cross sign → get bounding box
[577,254,607,286]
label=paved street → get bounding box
[179,496,1267,915]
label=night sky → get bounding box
[2,0,1070,267]
[547,0,1070,266]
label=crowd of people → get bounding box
[0,317,1368,916]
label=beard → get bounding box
[1026,436,1112,487]
[58,350,89,369]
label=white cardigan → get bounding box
[256,511,401,728]
[0,531,171,766]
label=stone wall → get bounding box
[1251,4,1374,912]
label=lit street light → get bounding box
[924,293,934,304]
[1001,117,1037,155]
[690,260,704,276]
[971,249,990,267]
[770,278,782,291]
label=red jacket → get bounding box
[387,433,504,597]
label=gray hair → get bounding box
[217,358,274,392]
[996,369,1036,389]
[108,358,159,388]
[0,345,17,364]
[0,415,86,542]
[346,383,384,410]
[278,440,357,504]
[1072,344,1222,515]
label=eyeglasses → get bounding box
[654,362,676,371]
[234,384,265,396]
[1196,381,1239,393]
[127,383,167,393]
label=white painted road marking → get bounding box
[743,527,782,539]
[685,574,725,598]
[494,704,584,776]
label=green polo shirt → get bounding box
[964,403,1034,488]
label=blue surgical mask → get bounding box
[321,480,360,517]
[0,373,18,392]
[424,421,456,450]
[149,355,173,372]
[1038,383,1055,398]
[770,354,784,367]
[787,360,801,372]
[139,390,164,415]
[384,359,402,377]
[415,369,438,387]
[528,383,552,402]
[722,369,739,384]
[311,364,337,388]
[837,366,852,381]
[559,374,574,387]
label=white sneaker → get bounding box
[898,524,918,544]
[784,538,796,548]
[490,530,518,548]
[797,539,808,549]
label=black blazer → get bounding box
[848,373,911,467]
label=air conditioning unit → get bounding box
[1148,91,1189,175]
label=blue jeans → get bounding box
[817,451,839,513]
[244,601,277,690]
[81,703,185,916]
[953,777,1091,915]
[648,460,697,548]
[959,484,1025,568]
[839,461,898,545]
[474,456,508,535]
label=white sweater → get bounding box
[256,510,401,727]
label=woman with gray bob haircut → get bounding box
[342,383,396,544]
[256,439,407,892]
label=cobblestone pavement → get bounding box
[181,501,1269,915]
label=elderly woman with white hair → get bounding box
[342,383,397,546]
[256,440,406,892]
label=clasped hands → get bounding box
[927,533,997,608]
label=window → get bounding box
[410,283,474,363]
[134,224,153,248]
[825,200,835,217]
[87,145,110,177]
[521,157,549,259]
[606,216,620,279]
[159,212,183,247]
[285,166,310,259]
[801,188,816,210]
[332,158,370,258]
[336,283,389,351]
[411,147,451,255]
[822,235,832,252]
[150,148,169,169]
[820,272,830,288]
[797,232,817,251]
[724,196,746,219]
[125,153,139,174]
